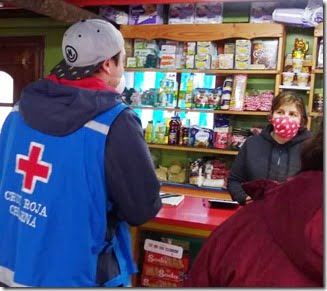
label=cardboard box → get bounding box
[252,39,278,69]
[195,54,211,69]
[196,41,217,56]
[250,1,279,23]
[141,275,183,287]
[129,4,163,25]
[219,54,234,69]
[168,3,195,24]
[144,251,189,270]
[185,55,195,69]
[160,54,176,69]
[195,2,223,24]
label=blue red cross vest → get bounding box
[0,103,137,287]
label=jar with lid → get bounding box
[313,93,323,113]
[220,91,231,110]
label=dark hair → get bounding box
[110,51,121,66]
[100,19,121,66]
[94,51,121,74]
[300,118,323,171]
[106,19,121,30]
[268,91,308,127]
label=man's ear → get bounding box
[101,59,111,75]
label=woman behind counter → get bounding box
[227,91,311,205]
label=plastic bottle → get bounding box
[155,121,166,144]
[164,117,171,144]
[145,120,153,143]
[158,74,176,108]
[168,115,181,145]
[181,119,190,146]
[185,73,194,108]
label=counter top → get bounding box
[153,195,239,232]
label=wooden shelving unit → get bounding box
[307,22,324,129]
[313,69,323,74]
[125,67,279,75]
[160,183,232,200]
[122,22,286,199]
[121,23,284,42]
[131,105,269,116]
[148,144,238,155]
[279,85,310,91]
[309,112,323,117]
[67,0,264,6]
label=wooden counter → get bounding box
[132,195,239,241]
[153,195,238,231]
[131,195,239,286]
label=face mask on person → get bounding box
[272,116,300,139]
[115,74,126,94]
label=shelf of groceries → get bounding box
[148,143,238,155]
[125,68,279,75]
[131,105,269,116]
[160,181,232,200]
[278,85,310,91]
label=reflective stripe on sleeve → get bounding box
[84,120,110,135]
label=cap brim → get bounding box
[50,59,103,80]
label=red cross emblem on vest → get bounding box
[16,142,52,194]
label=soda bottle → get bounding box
[168,116,181,145]
[155,121,166,144]
[181,119,190,146]
[145,120,153,143]
[185,73,194,108]
[164,117,171,144]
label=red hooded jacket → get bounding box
[184,170,323,287]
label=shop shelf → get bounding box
[279,85,310,91]
[160,181,231,200]
[131,105,269,116]
[125,67,279,75]
[148,144,238,155]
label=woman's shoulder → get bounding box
[291,128,312,145]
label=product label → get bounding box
[144,239,183,259]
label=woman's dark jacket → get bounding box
[227,124,311,204]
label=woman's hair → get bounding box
[268,91,308,127]
[301,118,323,171]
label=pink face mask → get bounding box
[272,116,300,139]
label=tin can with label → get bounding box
[313,93,323,113]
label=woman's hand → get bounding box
[245,195,253,204]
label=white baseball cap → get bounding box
[50,19,124,80]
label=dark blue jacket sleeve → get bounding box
[104,107,162,226]
[227,142,248,205]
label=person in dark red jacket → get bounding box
[184,120,323,287]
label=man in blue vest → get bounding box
[0,19,162,287]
